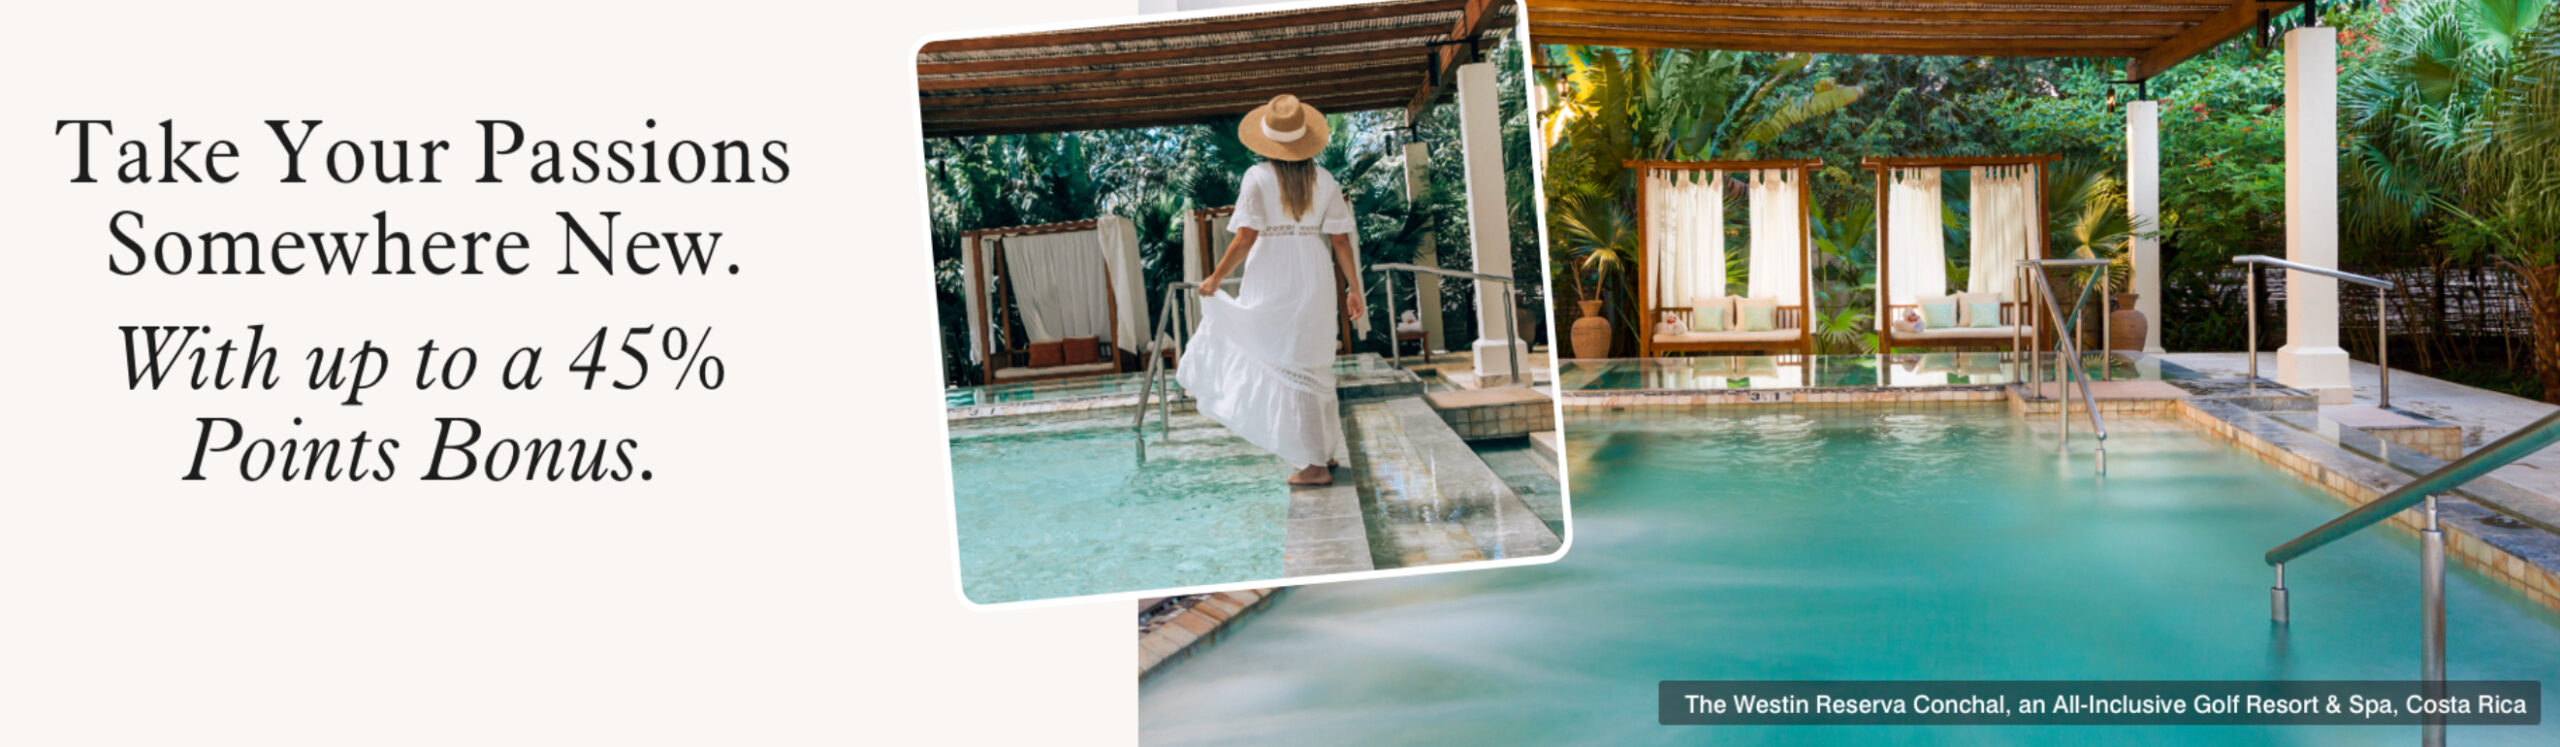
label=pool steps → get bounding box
[2178,399,2560,615]
[1344,397,1563,569]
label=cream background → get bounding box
[0,1,1148,743]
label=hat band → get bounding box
[1261,118,1308,143]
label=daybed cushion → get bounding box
[1690,295,1736,331]
[1733,296,1777,331]
[1915,294,1958,330]
[1026,340,1065,368]
[1956,292,2006,328]
[1062,335,1102,365]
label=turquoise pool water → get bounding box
[947,406,1287,604]
[1140,406,2560,744]
[1559,353,2203,392]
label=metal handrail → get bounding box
[2262,409,2560,734]
[1133,279,1240,462]
[2233,255,2398,408]
[1371,262,1527,387]
[2021,258,2110,472]
[2268,409,2560,566]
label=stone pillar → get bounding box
[2279,26,2353,403]
[1457,60,1527,380]
[1402,141,1446,352]
[2127,99,2164,353]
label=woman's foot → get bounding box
[1287,465,1333,486]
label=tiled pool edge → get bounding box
[1139,588,1281,683]
[1560,384,2006,410]
[2175,399,2560,615]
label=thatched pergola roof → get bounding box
[1525,0,2304,80]
[918,0,1511,138]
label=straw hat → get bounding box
[1238,94,1330,162]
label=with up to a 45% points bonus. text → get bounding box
[570,325,724,390]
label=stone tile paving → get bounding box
[2161,353,2560,503]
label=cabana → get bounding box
[1182,205,1359,355]
[1868,154,2055,352]
[1530,0,2365,401]
[1630,158,1817,358]
[922,0,1533,383]
[962,217,1147,384]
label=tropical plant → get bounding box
[1539,46,1864,355]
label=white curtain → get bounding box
[1647,170,1725,315]
[1179,208,1239,335]
[962,238,986,363]
[1885,167,1947,306]
[1967,164,2038,296]
[1746,168,1804,305]
[1002,229,1109,344]
[1096,215,1146,355]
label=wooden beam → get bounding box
[920,0,1460,54]
[1531,8,2193,38]
[933,89,1413,125]
[1860,154,2065,169]
[1405,0,1507,122]
[920,71,1421,114]
[2132,1,2302,79]
[918,47,1422,92]
[1529,29,2151,57]
[917,24,1451,76]
[1625,157,1825,170]
[1525,0,2226,25]
[926,93,1415,137]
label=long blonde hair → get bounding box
[1268,157,1317,221]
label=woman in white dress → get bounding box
[1178,94,1367,486]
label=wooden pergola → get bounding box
[1524,0,2301,80]
[917,0,1510,138]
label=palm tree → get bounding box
[2344,0,2560,401]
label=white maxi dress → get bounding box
[1177,163,1355,469]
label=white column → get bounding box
[1402,141,1445,352]
[2279,26,2352,403]
[2127,99,2164,353]
[1457,60,1527,380]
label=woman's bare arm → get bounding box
[1330,233,1365,319]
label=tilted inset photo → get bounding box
[920,1,1563,606]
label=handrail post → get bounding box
[1504,281,1523,388]
[2027,263,2042,391]
[2100,274,2113,381]
[2012,270,2024,381]
[1385,269,1402,370]
[2379,292,2391,409]
[2271,562,2289,624]
[2422,494,2446,747]
[2246,262,2259,386]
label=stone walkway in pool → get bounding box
[2160,353,2560,503]
[1196,356,1565,579]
